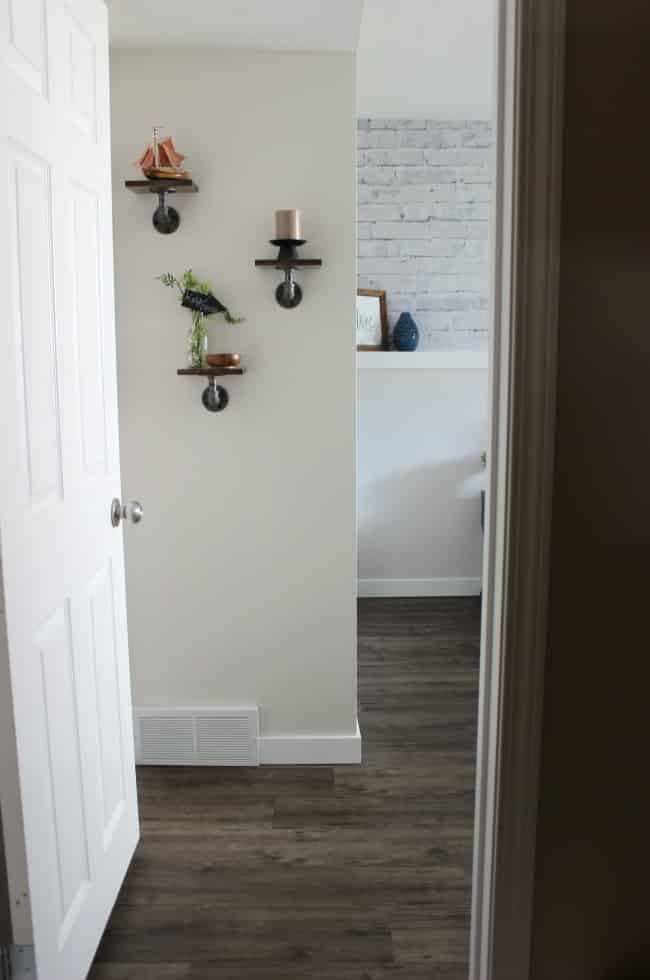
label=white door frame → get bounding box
[471,0,566,977]
[0,0,565,974]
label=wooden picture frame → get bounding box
[356,288,388,351]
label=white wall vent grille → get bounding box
[134,707,259,766]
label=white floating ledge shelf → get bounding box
[357,351,488,370]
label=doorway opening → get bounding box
[95,4,493,977]
[354,2,493,971]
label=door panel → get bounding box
[36,602,91,938]
[0,1,140,977]
[69,182,108,478]
[7,0,49,96]
[8,144,63,506]
[87,562,127,844]
[63,5,97,139]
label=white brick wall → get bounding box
[358,119,492,351]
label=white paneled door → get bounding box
[0,1,139,978]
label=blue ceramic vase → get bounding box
[393,312,419,351]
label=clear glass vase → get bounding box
[187,312,208,368]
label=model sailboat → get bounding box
[135,126,191,180]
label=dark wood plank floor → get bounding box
[90,597,480,980]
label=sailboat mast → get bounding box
[152,125,161,169]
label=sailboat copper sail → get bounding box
[135,127,190,180]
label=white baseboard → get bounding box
[134,710,362,767]
[258,720,362,765]
[358,577,482,598]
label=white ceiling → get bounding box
[107,0,364,51]
[108,0,493,118]
[357,0,494,118]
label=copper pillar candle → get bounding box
[275,209,302,240]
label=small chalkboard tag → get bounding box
[181,289,227,316]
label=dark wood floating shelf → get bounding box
[178,366,244,413]
[255,258,322,269]
[177,367,244,377]
[256,241,322,307]
[125,178,199,194]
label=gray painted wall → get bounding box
[357,119,492,351]
[111,50,358,741]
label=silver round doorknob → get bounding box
[124,500,143,524]
[111,498,144,527]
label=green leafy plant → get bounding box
[157,269,244,324]
[158,269,244,368]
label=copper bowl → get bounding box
[206,353,241,369]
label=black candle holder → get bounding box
[270,237,306,261]
[255,239,323,309]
